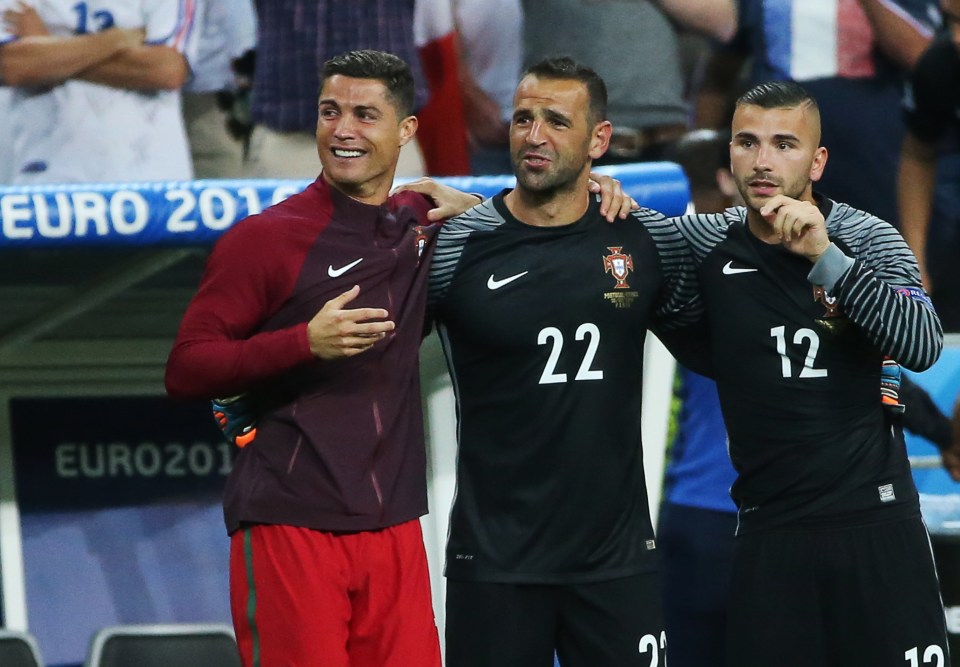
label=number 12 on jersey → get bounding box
[905,645,945,666]
[770,325,828,379]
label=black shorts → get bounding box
[726,515,950,667]
[445,573,665,667]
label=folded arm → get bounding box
[78,43,188,90]
[0,29,136,86]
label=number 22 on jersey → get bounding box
[537,323,603,385]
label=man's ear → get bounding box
[399,115,419,147]
[810,146,828,183]
[589,120,613,160]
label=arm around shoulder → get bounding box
[653,319,715,379]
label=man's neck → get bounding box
[504,177,591,228]
[746,212,780,244]
[322,171,391,206]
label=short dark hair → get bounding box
[522,57,608,125]
[736,80,821,144]
[736,80,819,114]
[321,49,415,118]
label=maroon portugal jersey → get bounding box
[166,176,439,534]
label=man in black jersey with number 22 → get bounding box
[428,58,701,667]
[674,81,948,667]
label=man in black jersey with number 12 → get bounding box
[674,81,949,666]
[427,58,702,667]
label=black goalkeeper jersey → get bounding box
[428,192,699,584]
[675,196,943,534]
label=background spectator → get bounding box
[0,0,199,183]
[454,0,522,175]
[898,0,960,331]
[242,0,428,179]
[181,0,257,179]
[521,0,737,166]
[697,0,937,226]
[414,0,472,175]
[0,85,12,182]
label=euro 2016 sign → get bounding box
[10,396,233,509]
[0,165,694,248]
[0,181,309,248]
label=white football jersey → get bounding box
[184,0,255,93]
[0,87,13,183]
[0,0,201,184]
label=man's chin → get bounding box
[321,165,365,185]
[515,172,555,193]
[742,191,775,210]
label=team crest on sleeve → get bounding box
[603,247,639,309]
[812,285,849,334]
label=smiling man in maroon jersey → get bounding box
[167,50,477,667]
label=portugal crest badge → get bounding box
[603,247,634,289]
[812,284,849,334]
[413,226,428,263]
[812,285,840,318]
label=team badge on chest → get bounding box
[413,226,428,264]
[603,247,634,289]
[603,247,639,309]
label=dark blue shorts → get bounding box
[657,501,737,667]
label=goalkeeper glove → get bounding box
[212,394,258,448]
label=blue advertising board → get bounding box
[0,166,691,248]
[9,396,235,667]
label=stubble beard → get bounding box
[512,153,585,197]
[737,171,810,215]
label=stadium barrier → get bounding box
[0,162,691,247]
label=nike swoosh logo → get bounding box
[722,261,758,275]
[487,271,529,290]
[328,258,364,278]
